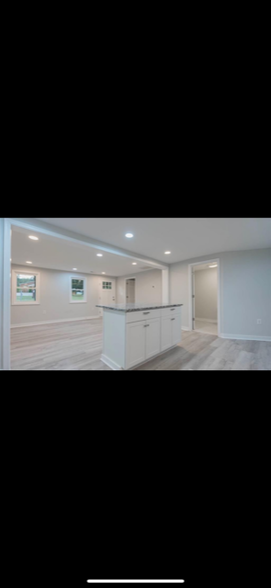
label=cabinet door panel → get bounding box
[172,314,182,346]
[145,318,161,360]
[126,321,146,368]
[161,316,172,351]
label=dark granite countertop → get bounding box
[96,303,183,313]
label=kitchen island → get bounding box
[96,303,183,370]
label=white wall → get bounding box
[11,265,115,326]
[116,269,162,304]
[195,268,217,321]
[170,248,271,339]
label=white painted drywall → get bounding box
[170,248,271,338]
[116,269,162,304]
[10,265,115,326]
[195,268,217,321]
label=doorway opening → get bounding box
[125,278,136,303]
[188,259,220,336]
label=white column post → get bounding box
[162,268,169,305]
[0,219,11,369]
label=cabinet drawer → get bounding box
[160,306,182,317]
[126,308,161,323]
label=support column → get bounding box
[162,268,169,305]
[0,218,11,369]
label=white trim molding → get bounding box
[12,268,41,305]
[69,274,87,303]
[101,354,122,370]
[181,326,191,331]
[220,333,271,342]
[188,258,221,337]
[10,316,101,328]
[125,276,136,303]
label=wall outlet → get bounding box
[257,319,261,324]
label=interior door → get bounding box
[126,279,135,303]
[99,280,116,316]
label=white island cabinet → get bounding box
[96,303,183,370]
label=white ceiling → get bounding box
[36,218,271,264]
[11,227,158,277]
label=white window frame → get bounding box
[69,275,87,303]
[12,268,41,306]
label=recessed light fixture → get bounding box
[29,235,39,240]
[164,251,171,255]
[125,233,134,238]
[209,264,217,268]
[97,253,103,257]
[73,268,77,271]
[102,272,106,274]
[26,261,32,264]
[132,262,137,265]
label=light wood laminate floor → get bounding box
[11,318,111,370]
[194,319,218,335]
[10,318,271,370]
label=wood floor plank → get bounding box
[10,320,271,370]
[10,318,111,371]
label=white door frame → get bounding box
[125,276,136,303]
[188,258,221,336]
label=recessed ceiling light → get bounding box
[97,253,103,257]
[132,262,137,265]
[26,261,32,264]
[164,251,171,255]
[29,235,39,240]
[209,264,217,268]
[102,272,106,274]
[73,268,77,271]
[125,233,134,238]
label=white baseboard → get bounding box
[11,316,101,328]
[220,333,271,342]
[181,326,191,331]
[195,318,217,324]
[101,354,122,370]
